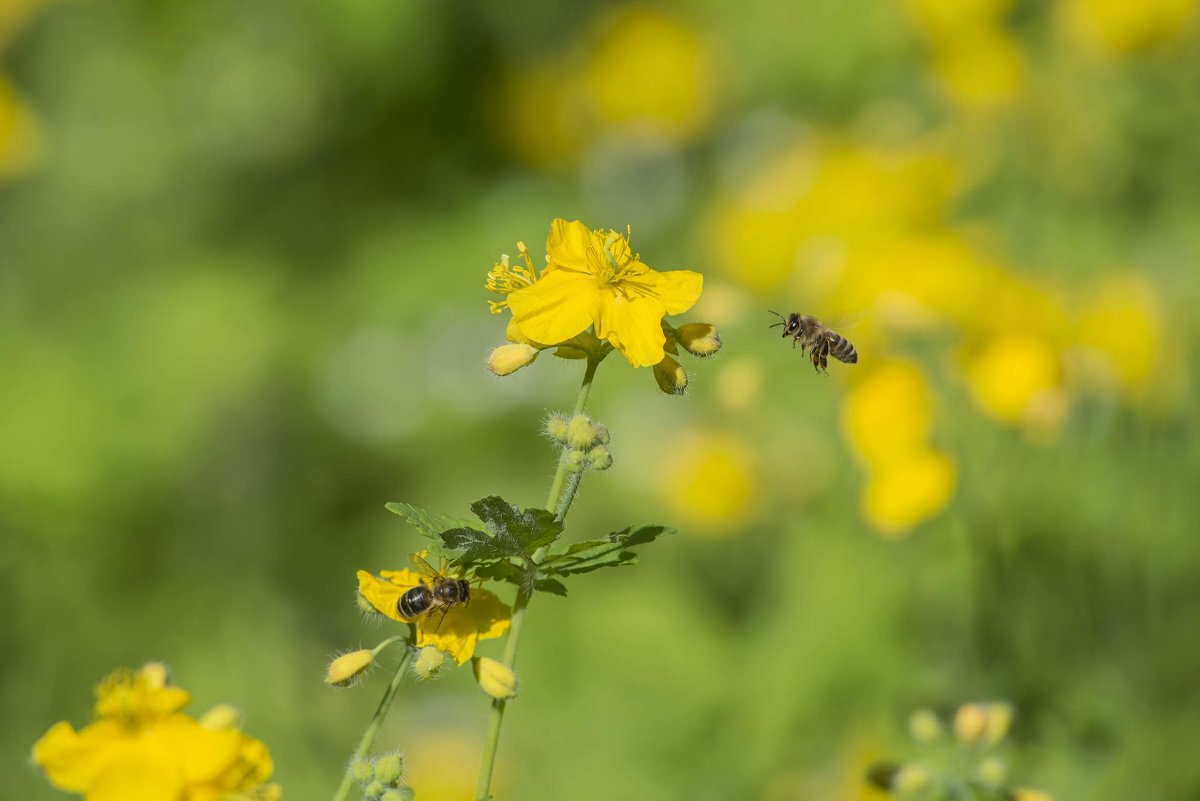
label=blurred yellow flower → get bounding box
[905,0,1014,43]
[662,431,756,531]
[356,568,510,665]
[406,731,504,801]
[861,447,956,536]
[1061,0,1198,54]
[502,219,703,367]
[583,6,716,141]
[0,73,42,180]
[843,360,931,469]
[966,333,1063,426]
[931,25,1025,110]
[1074,274,1162,397]
[32,663,276,801]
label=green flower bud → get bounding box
[364,780,385,800]
[586,445,613,471]
[544,413,570,443]
[566,415,597,448]
[976,756,1007,786]
[909,708,943,743]
[677,323,722,357]
[380,790,410,801]
[892,764,932,793]
[374,752,405,785]
[350,758,375,785]
[411,646,448,681]
[592,422,610,444]
[565,449,586,472]
[653,355,688,395]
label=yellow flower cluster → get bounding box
[843,359,956,536]
[1060,0,1199,55]
[32,663,278,801]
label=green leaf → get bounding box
[469,496,563,555]
[384,502,471,558]
[471,560,524,585]
[439,527,511,562]
[533,577,568,597]
[542,525,672,576]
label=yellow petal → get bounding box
[591,289,668,367]
[32,720,127,793]
[625,268,703,315]
[149,715,243,785]
[544,219,599,274]
[87,745,186,801]
[356,570,409,623]
[416,588,511,666]
[507,269,597,346]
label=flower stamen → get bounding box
[486,250,540,313]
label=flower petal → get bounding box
[87,744,186,801]
[507,269,596,346]
[592,289,669,367]
[416,588,511,666]
[149,715,243,785]
[356,570,409,623]
[32,720,127,793]
[625,268,703,315]
[545,219,599,274]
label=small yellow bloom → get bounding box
[966,333,1062,426]
[473,657,519,700]
[1061,0,1197,54]
[861,448,956,536]
[324,649,375,687]
[931,24,1025,110]
[486,343,539,376]
[356,567,510,665]
[662,432,757,531]
[500,219,703,368]
[953,702,988,745]
[1074,274,1162,397]
[843,360,931,469]
[32,663,275,801]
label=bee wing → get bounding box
[429,604,451,632]
[821,310,867,332]
[409,553,445,581]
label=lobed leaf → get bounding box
[542,525,672,576]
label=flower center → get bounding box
[486,242,540,313]
[598,228,640,284]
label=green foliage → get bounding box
[541,526,672,576]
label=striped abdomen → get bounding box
[826,331,857,364]
[398,585,433,618]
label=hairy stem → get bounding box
[331,644,414,801]
[473,356,599,801]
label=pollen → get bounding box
[486,248,540,313]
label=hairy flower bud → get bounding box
[412,646,448,680]
[350,758,376,785]
[954,703,988,746]
[380,789,411,801]
[473,657,519,700]
[677,323,722,357]
[909,708,943,743]
[364,780,385,799]
[976,756,1007,785]
[198,704,242,731]
[983,702,1014,745]
[892,764,932,793]
[565,449,587,473]
[653,355,688,395]
[487,343,539,376]
[374,752,405,785]
[586,445,613,471]
[566,415,598,448]
[325,649,374,687]
[544,413,570,443]
[592,422,610,444]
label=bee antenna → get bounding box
[767,309,785,329]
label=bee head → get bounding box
[784,313,801,336]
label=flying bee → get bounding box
[769,310,858,373]
[397,554,471,631]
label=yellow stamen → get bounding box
[485,250,539,313]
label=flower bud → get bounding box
[976,756,1007,785]
[412,646,448,680]
[487,343,539,376]
[565,449,586,473]
[566,415,597,448]
[380,790,412,801]
[198,704,242,730]
[983,702,1014,745]
[544,413,570,443]
[892,764,932,793]
[593,422,610,444]
[586,445,612,471]
[473,657,519,700]
[364,780,385,799]
[653,355,688,395]
[954,703,988,746]
[325,649,374,687]
[677,323,722,357]
[374,752,405,785]
[908,708,943,743]
[350,758,376,785]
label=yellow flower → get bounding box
[1073,274,1162,397]
[930,24,1025,110]
[583,7,716,141]
[1061,0,1197,54]
[496,219,703,368]
[356,567,510,665]
[662,431,756,531]
[966,333,1063,426]
[32,663,275,801]
[861,447,956,536]
[843,360,932,469]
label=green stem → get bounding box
[473,356,599,801]
[331,644,414,801]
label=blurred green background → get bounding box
[3,0,1199,799]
